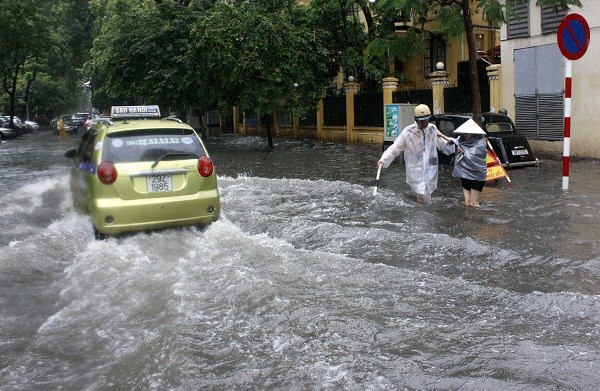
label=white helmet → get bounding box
[414,104,431,120]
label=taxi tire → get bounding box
[93,227,107,241]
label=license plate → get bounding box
[511,149,528,156]
[147,174,172,192]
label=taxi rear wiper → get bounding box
[151,152,199,168]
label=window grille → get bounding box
[424,35,446,76]
[507,0,529,39]
[541,5,567,35]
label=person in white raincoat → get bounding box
[377,104,454,204]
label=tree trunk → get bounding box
[461,0,483,126]
[262,115,274,149]
[4,49,28,126]
[8,66,20,127]
[193,108,208,140]
[22,68,38,120]
[360,4,374,36]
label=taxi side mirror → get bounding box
[64,148,77,159]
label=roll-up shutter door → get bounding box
[514,44,564,140]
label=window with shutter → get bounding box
[507,1,530,39]
[541,5,567,35]
[424,34,446,76]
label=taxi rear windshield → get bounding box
[485,122,513,134]
[102,129,205,163]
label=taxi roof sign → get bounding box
[110,105,161,119]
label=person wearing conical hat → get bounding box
[438,118,487,207]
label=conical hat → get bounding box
[453,118,487,135]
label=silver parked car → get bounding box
[0,125,18,140]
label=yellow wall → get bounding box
[296,1,499,90]
[402,10,499,89]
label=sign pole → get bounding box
[562,59,572,190]
[556,13,590,190]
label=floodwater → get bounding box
[1,131,599,390]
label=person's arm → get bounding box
[436,130,457,154]
[436,130,452,143]
[378,132,407,168]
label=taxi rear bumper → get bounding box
[89,189,220,236]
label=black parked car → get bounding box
[431,112,538,168]
[71,112,89,127]
[64,118,79,134]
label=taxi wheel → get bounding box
[93,227,107,241]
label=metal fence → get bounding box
[279,109,293,125]
[354,93,383,127]
[444,84,490,113]
[238,83,489,128]
[323,95,346,127]
[392,89,433,108]
[299,107,317,126]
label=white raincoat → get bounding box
[379,122,454,202]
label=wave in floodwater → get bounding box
[1,170,600,390]
[2,133,600,389]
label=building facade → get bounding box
[500,0,600,158]
[399,6,500,91]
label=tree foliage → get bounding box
[85,0,332,120]
[308,0,371,85]
[365,0,582,120]
[0,0,585,125]
[85,0,198,113]
[187,1,331,118]
[0,0,57,120]
[0,0,94,121]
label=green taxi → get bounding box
[65,105,220,239]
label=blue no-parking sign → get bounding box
[557,14,590,61]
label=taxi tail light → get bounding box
[97,161,118,184]
[197,156,214,177]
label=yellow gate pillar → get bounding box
[317,99,324,140]
[428,70,449,114]
[382,77,399,143]
[486,64,502,112]
[233,106,241,134]
[382,77,398,105]
[344,81,360,142]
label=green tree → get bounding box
[85,0,199,114]
[363,0,582,122]
[187,1,331,146]
[307,0,371,87]
[0,0,58,122]
[0,0,94,122]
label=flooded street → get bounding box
[1,131,600,390]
